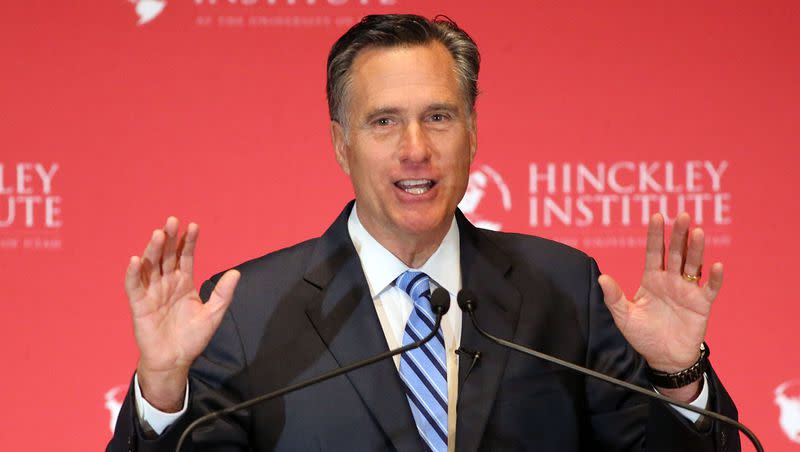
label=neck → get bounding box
[357,213,453,269]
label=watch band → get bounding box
[646,342,710,389]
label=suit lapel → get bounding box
[303,202,422,452]
[455,212,522,452]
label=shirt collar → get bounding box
[347,203,462,298]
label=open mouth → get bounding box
[395,179,436,195]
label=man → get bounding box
[108,14,740,451]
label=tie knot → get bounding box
[395,270,431,302]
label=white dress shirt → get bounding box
[135,203,708,443]
[347,204,463,451]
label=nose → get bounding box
[400,121,431,163]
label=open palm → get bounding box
[124,217,239,409]
[598,213,723,374]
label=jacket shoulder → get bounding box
[200,237,318,301]
[479,228,593,272]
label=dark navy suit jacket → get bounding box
[108,202,740,451]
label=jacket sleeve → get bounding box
[584,257,741,452]
[106,278,251,452]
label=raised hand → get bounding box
[125,217,240,411]
[597,213,723,399]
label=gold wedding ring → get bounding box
[682,272,701,283]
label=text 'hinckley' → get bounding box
[529,161,731,227]
[0,163,62,228]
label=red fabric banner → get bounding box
[1,1,798,450]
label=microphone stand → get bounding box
[176,290,450,452]
[460,294,764,452]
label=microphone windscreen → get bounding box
[430,288,451,315]
[456,289,476,312]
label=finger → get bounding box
[682,228,705,280]
[141,229,166,285]
[179,223,199,275]
[644,213,665,271]
[598,274,628,318]
[703,262,724,301]
[175,229,187,268]
[161,216,180,274]
[204,270,241,320]
[124,256,146,302]
[666,212,690,274]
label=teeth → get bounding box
[396,179,432,188]
[395,179,434,195]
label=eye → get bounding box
[429,113,450,122]
[374,117,394,127]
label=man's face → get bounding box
[331,42,477,245]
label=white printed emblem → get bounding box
[130,0,166,26]
[776,380,800,444]
[459,164,512,231]
[104,385,127,433]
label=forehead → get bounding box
[347,42,462,114]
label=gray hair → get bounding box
[326,14,481,130]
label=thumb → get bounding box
[598,274,627,313]
[205,269,241,316]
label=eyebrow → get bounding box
[425,102,460,114]
[362,103,462,123]
[363,107,403,124]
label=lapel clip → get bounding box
[456,347,481,379]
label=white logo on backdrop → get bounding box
[528,161,731,228]
[105,385,127,433]
[123,0,401,29]
[193,0,396,4]
[459,164,512,231]
[130,0,166,25]
[776,380,800,444]
[0,162,63,251]
[525,160,733,249]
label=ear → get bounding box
[468,111,478,164]
[330,120,350,175]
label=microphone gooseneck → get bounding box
[176,288,451,452]
[456,289,764,452]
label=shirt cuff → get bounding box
[133,372,189,436]
[654,373,709,424]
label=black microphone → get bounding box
[455,347,481,379]
[175,288,451,452]
[456,289,763,452]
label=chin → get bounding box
[392,209,451,236]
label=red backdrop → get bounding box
[2,1,798,450]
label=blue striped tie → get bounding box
[395,271,448,452]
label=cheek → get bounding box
[450,157,473,200]
[351,155,389,195]
[444,147,474,181]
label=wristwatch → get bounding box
[646,342,710,388]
